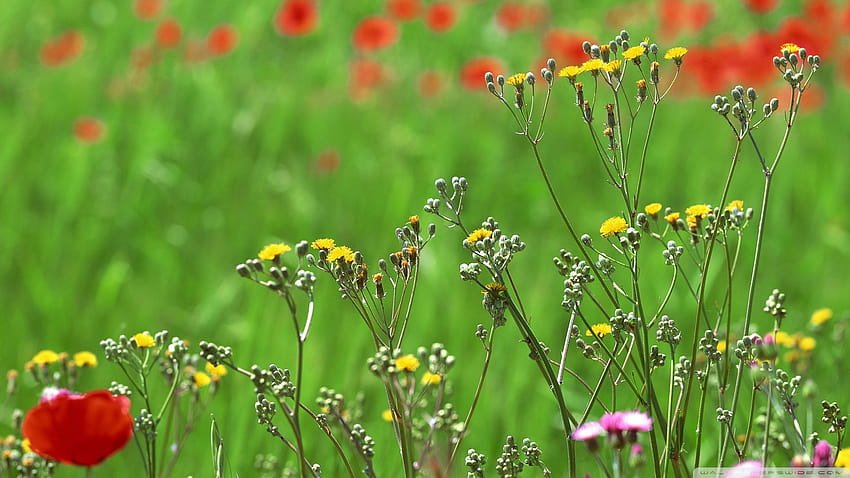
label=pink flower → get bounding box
[813,440,833,466]
[572,421,604,441]
[620,411,653,431]
[728,460,762,478]
[600,411,626,433]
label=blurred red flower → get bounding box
[313,148,341,173]
[353,16,398,51]
[386,0,420,21]
[73,117,106,144]
[686,1,713,33]
[40,31,85,68]
[742,0,778,14]
[524,4,548,27]
[274,0,318,36]
[426,2,457,33]
[541,29,590,66]
[134,0,164,20]
[349,57,389,100]
[418,70,442,97]
[776,16,832,58]
[460,57,505,91]
[131,45,156,70]
[496,2,525,32]
[23,389,132,466]
[156,18,182,49]
[207,24,239,56]
[804,0,835,24]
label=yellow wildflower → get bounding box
[558,65,583,80]
[603,60,622,74]
[395,355,420,372]
[664,47,688,65]
[685,204,711,219]
[193,371,212,387]
[382,409,395,422]
[133,332,156,348]
[664,212,680,226]
[585,323,612,337]
[798,336,816,351]
[506,73,526,87]
[205,362,228,377]
[482,282,507,295]
[622,45,645,61]
[466,228,493,244]
[311,238,335,250]
[31,350,59,366]
[644,203,662,216]
[773,331,793,347]
[258,243,291,261]
[22,439,32,454]
[835,447,850,467]
[599,216,628,238]
[726,200,744,212]
[780,43,800,54]
[421,371,441,385]
[686,215,699,230]
[581,59,604,72]
[326,246,355,263]
[717,340,726,353]
[810,308,833,326]
[73,351,98,368]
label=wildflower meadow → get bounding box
[4,0,850,477]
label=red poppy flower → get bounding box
[352,16,398,52]
[156,18,182,49]
[418,70,442,97]
[685,1,713,33]
[386,0,420,21]
[23,389,133,466]
[134,0,163,20]
[524,4,548,27]
[425,2,457,32]
[40,31,85,68]
[349,57,389,100]
[496,2,525,32]
[73,117,106,143]
[541,29,590,66]
[274,0,318,36]
[207,24,239,56]
[460,57,505,91]
[742,0,778,14]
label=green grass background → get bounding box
[2,0,850,475]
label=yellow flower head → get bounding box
[558,65,583,80]
[73,351,98,368]
[773,330,794,347]
[622,45,645,61]
[585,323,612,337]
[193,371,212,387]
[686,215,699,229]
[31,350,59,366]
[205,362,228,377]
[811,308,833,326]
[644,203,662,216]
[326,246,355,263]
[382,409,395,422]
[482,282,507,296]
[581,59,604,72]
[466,228,493,244]
[664,212,680,225]
[21,439,32,454]
[421,371,442,385]
[602,60,622,74]
[717,340,727,353]
[395,355,420,372]
[258,243,291,261]
[506,73,526,87]
[600,216,628,238]
[311,238,335,250]
[726,200,744,212]
[664,47,688,64]
[133,332,156,348]
[835,447,850,467]
[798,336,816,352]
[781,43,800,54]
[685,204,711,219]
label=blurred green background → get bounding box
[3,0,850,475]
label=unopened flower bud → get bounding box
[547,58,556,71]
[582,41,592,55]
[484,72,494,83]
